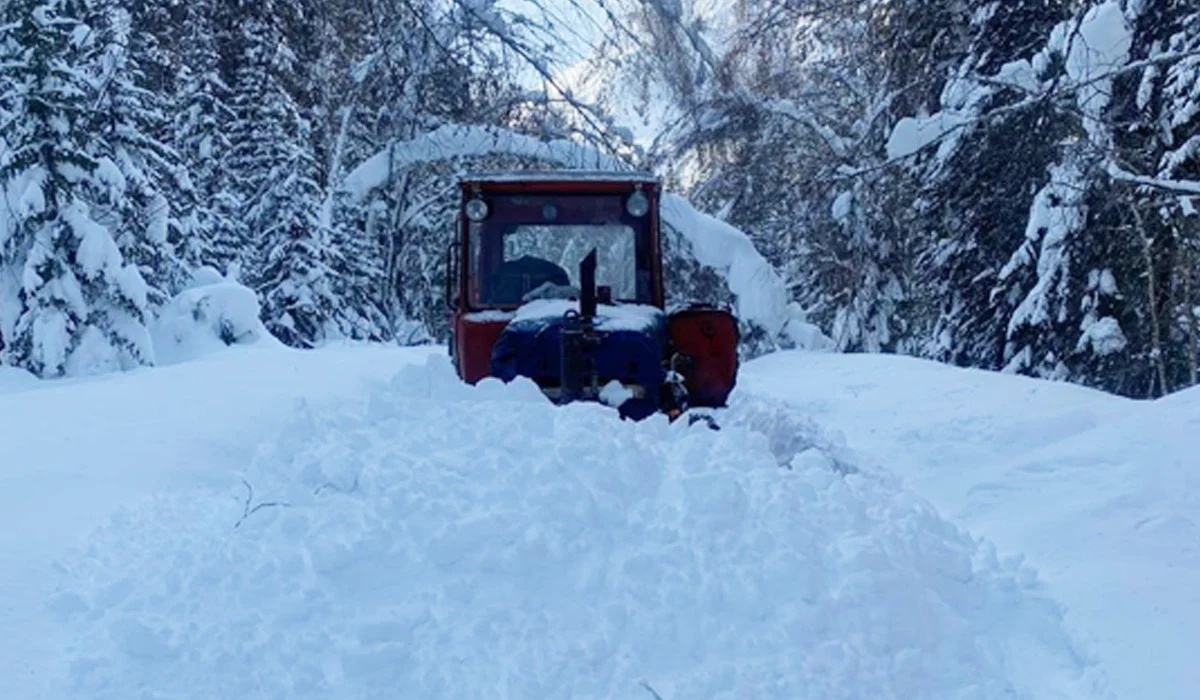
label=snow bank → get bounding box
[0,366,39,395]
[51,354,1101,699]
[741,350,1197,700]
[150,269,281,365]
[0,344,444,700]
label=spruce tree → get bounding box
[0,0,153,376]
[174,0,242,275]
[1074,0,1200,395]
[90,0,193,304]
[228,3,340,347]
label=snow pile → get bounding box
[0,344,444,699]
[781,302,835,351]
[150,268,281,365]
[51,355,1101,699]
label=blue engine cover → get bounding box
[489,305,667,420]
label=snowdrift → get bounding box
[741,351,1200,700]
[0,366,39,395]
[50,355,1102,699]
[0,344,445,700]
[150,268,281,366]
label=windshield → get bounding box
[468,193,654,308]
[502,224,636,300]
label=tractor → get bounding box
[446,170,738,421]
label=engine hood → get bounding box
[488,300,668,420]
[507,299,665,332]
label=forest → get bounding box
[0,0,1197,398]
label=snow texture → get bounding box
[0,366,39,395]
[1051,1,1132,140]
[45,352,1100,699]
[461,169,659,184]
[886,112,972,161]
[599,379,634,406]
[463,309,517,323]
[1076,316,1127,356]
[782,303,835,351]
[340,125,628,200]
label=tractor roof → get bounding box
[460,170,660,186]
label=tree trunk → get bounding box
[1132,203,1169,397]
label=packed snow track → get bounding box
[1,348,1111,698]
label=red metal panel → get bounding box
[453,313,509,383]
[668,308,739,408]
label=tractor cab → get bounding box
[446,171,738,420]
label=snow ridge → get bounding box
[50,356,1105,699]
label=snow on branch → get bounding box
[339,124,629,202]
[661,194,788,337]
[1106,161,1200,196]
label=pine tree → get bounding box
[174,0,241,274]
[0,0,153,376]
[90,0,193,304]
[228,2,340,347]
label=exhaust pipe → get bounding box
[560,249,599,403]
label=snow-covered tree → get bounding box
[0,0,153,377]
[173,0,241,274]
[89,0,193,304]
[1080,0,1200,395]
[226,2,342,348]
[905,0,1075,369]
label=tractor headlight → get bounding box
[626,190,650,218]
[465,197,490,222]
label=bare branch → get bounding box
[235,479,290,529]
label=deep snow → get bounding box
[0,346,1116,699]
[741,351,1200,700]
[0,344,443,699]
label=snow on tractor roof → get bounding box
[460,169,660,185]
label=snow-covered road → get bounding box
[742,351,1200,700]
[1,344,1191,698]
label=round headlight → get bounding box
[465,198,489,222]
[626,190,650,218]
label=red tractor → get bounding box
[446,171,738,421]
